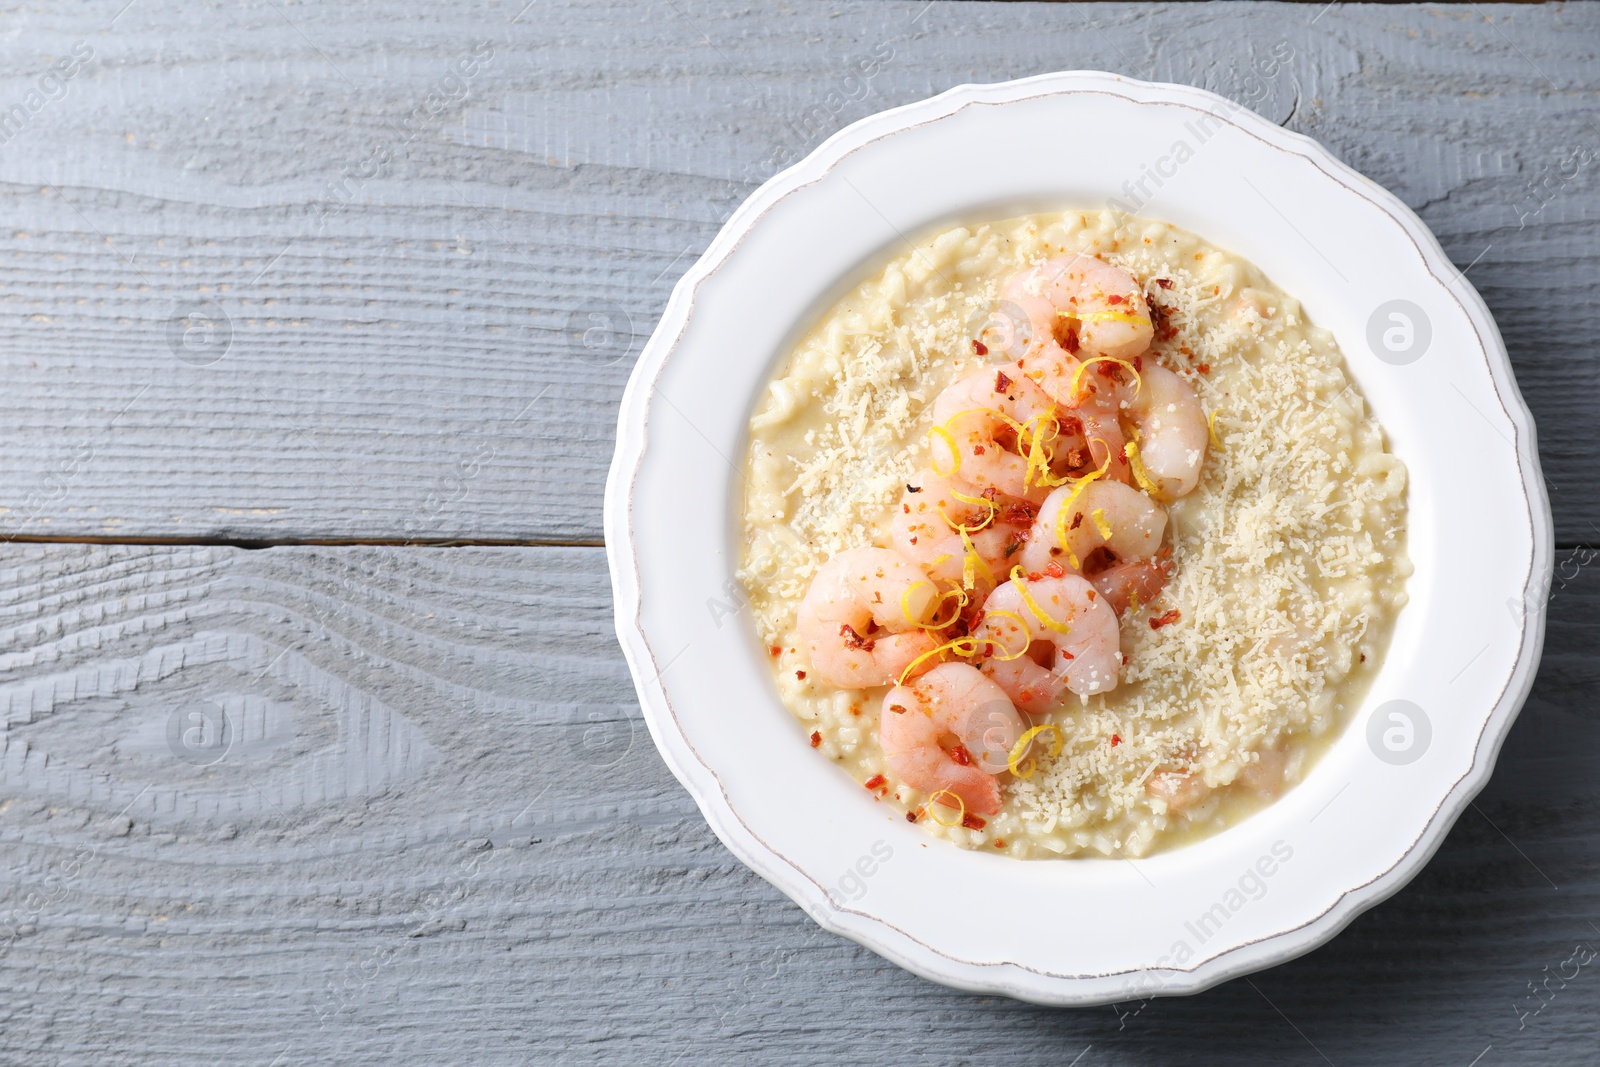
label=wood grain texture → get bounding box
[0,0,1593,542]
[2,3,1598,1064]
[0,542,1597,1065]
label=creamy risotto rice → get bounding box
[737,211,1410,858]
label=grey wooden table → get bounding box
[1,1,1596,1063]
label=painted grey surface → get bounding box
[0,0,1595,542]
[0,2,1597,1065]
[2,544,1598,1065]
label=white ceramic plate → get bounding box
[604,72,1552,1004]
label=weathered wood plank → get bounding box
[0,1,1593,542]
[0,542,1597,1064]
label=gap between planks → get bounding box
[0,534,606,549]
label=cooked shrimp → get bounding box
[889,469,1033,599]
[1002,255,1153,403]
[1146,769,1211,814]
[992,258,1147,488]
[879,662,1025,816]
[973,573,1122,711]
[1026,254,1154,360]
[1152,744,1284,815]
[798,548,941,689]
[1071,387,1132,485]
[1089,552,1174,617]
[1018,480,1167,577]
[929,367,1057,502]
[1237,741,1289,799]
[1123,363,1207,500]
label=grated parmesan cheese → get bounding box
[738,211,1411,858]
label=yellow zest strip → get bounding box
[959,405,1053,474]
[919,588,967,631]
[926,789,967,827]
[958,527,995,591]
[1067,309,1152,326]
[1050,460,1109,568]
[975,609,1031,662]
[1090,507,1113,542]
[1067,355,1143,402]
[934,405,1067,489]
[930,406,1023,484]
[949,487,1000,513]
[1124,436,1163,497]
[1021,410,1071,490]
[899,580,936,628]
[1008,723,1066,779]
[1208,409,1224,451]
[928,552,954,571]
[940,486,999,536]
[939,503,994,536]
[897,636,980,686]
[1008,565,1073,635]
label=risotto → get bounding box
[737,210,1410,858]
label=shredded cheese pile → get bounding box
[738,212,1409,858]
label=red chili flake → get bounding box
[1360,653,1367,663]
[1132,355,1143,371]
[864,774,887,792]
[888,703,908,715]
[1196,363,1211,375]
[1111,734,1121,747]
[840,623,874,651]
[1070,512,1083,531]
[1155,278,1173,290]
[949,744,973,767]
[1002,502,1037,527]
[993,838,1007,848]
[795,670,807,680]
[809,730,822,748]
[769,646,782,657]
[994,369,1012,393]
[1044,561,1066,579]
[962,813,986,830]
[1084,588,1096,601]
[906,483,923,493]
[1152,302,1178,342]
[908,535,918,545]
[1149,609,1182,630]
[973,444,986,455]
[1121,653,1130,665]
[902,503,911,514]
[1063,325,1081,354]
[972,339,988,356]
[1059,649,1074,660]
[1107,294,1124,305]
[906,810,921,823]
[849,705,861,717]
[1026,571,1043,582]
